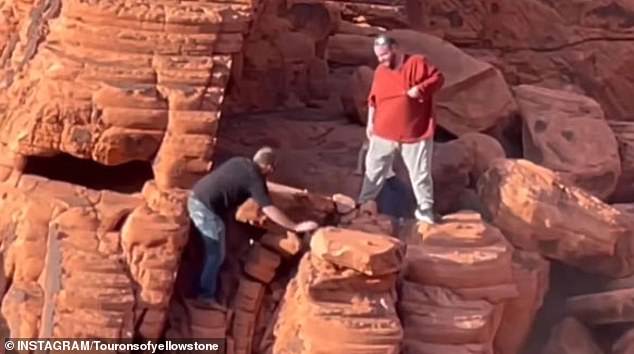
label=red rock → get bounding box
[457,133,506,182]
[494,250,550,354]
[542,317,604,354]
[513,84,621,199]
[235,181,336,232]
[607,120,634,202]
[613,328,634,354]
[244,244,281,283]
[477,158,634,277]
[400,282,504,345]
[326,34,375,66]
[403,341,492,354]
[273,254,403,354]
[566,288,634,325]
[310,227,405,276]
[406,211,514,290]
[259,232,303,258]
[341,65,374,125]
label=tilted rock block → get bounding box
[406,211,514,290]
[513,84,621,199]
[494,250,550,354]
[477,158,634,277]
[310,227,405,277]
[244,244,282,283]
[542,317,605,354]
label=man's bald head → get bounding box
[253,146,276,175]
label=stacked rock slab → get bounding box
[477,158,634,278]
[0,175,189,339]
[401,211,539,354]
[272,226,406,354]
[0,0,257,189]
[165,183,339,354]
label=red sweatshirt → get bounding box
[367,54,444,143]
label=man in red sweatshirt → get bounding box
[358,34,445,224]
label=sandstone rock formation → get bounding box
[477,158,634,277]
[513,84,622,199]
[1,0,634,353]
[0,175,188,339]
[0,0,254,189]
[273,227,405,354]
[399,211,548,354]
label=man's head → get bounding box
[253,146,277,175]
[373,34,399,68]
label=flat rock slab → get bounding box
[310,226,405,277]
[405,211,514,289]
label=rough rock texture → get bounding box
[0,175,189,339]
[542,317,605,354]
[513,84,621,199]
[493,250,550,354]
[272,229,405,354]
[477,158,634,277]
[400,212,525,354]
[566,288,634,325]
[0,0,256,189]
[411,0,634,123]
[223,0,338,112]
[608,120,634,202]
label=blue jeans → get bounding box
[187,195,226,300]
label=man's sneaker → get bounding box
[415,209,437,225]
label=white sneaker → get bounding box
[415,209,436,225]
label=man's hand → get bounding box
[294,220,319,233]
[406,86,422,99]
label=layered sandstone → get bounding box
[477,158,634,277]
[0,175,189,339]
[0,0,256,189]
[272,227,406,354]
[399,212,547,354]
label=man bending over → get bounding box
[188,146,319,309]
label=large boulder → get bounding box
[513,84,621,199]
[408,0,634,122]
[477,158,634,277]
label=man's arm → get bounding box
[261,205,297,230]
[366,79,377,138]
[408,55,444,98]
[249,178,317,232]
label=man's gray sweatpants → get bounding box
[358,135,434,221]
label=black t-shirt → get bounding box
[191,156,273,216]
